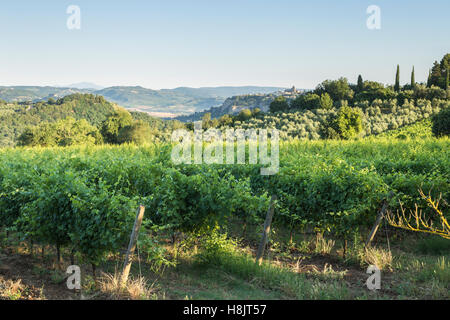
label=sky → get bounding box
[0,0,449,89]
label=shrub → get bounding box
[17,117,102,147]
[269,96,289,113]
[117,120,152,145]
[315,78,354,102]
[291,93,320,110]
[432,107,450,137]
[237,109,253,121]
[194,226,238,265]
[252,108,262,117]
[323,106,363,139]
[319,93,333,110]
[100,109,134,143]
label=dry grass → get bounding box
[361,246,393,271]
[98,271,156,300]
[0,278,24,300]
[313,234,335,255]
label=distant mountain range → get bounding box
[0,86,92,103]
[0,85,285,117]
[66,82,105,90]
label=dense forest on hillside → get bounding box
[0,94,116,147]
[0,94,185,147]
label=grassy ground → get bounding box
[1,226,448,300]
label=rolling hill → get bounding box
[0,85,285,117]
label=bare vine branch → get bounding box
[385,189,450,240]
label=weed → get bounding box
[98,271,157,300]
[0,279,24,300]
[313,234,335,255]
[360,246,393,271]
[50,270,66,284]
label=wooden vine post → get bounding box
[365,192,394,248]
[256,195,277,266]
[120,205,145,286]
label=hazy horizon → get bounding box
[0,83,291,91]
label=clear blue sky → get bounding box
[0,0,449,89]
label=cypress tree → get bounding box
[411,66,415,88]
[440,54,450,89]
[430,61,442,87]
[394,65,400,92]
[357,75,363,92]
[427,70,432,87]
[446,69,449,90]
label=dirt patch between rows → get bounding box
[0,251,78,300]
